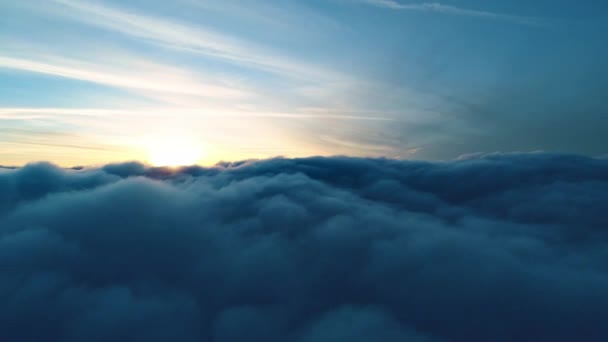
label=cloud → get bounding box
[358,0,546,25]
[0,55,246,99]
[1,153,608,341]
[0,107,394,122]
[45,0,345,81]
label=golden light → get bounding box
[145,137,203,167]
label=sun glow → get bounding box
[146,137,203,167]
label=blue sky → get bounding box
[1,0,606,165]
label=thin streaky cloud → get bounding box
[185,0,345,33]
[0,107,395,121]
[1,140,115,152]
[47,0,346,82]
[0,55,247,99]
[0,129,130,155]
[358,0,547,25]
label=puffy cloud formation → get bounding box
[1,153,608,341]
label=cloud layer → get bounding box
[1,153,608,341]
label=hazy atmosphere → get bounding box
[2,0,607,165]
[1,1,607,341]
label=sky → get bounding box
[2,3,608,339]
[1,0,607,166]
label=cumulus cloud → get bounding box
[1,153,608,341]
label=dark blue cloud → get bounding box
[1,153,608,341]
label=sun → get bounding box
[146,137,203,167]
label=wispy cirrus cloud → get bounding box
[0,55,247,99]
[358,0,546,25]
[46,0,345,81]
[0,107,394,121]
